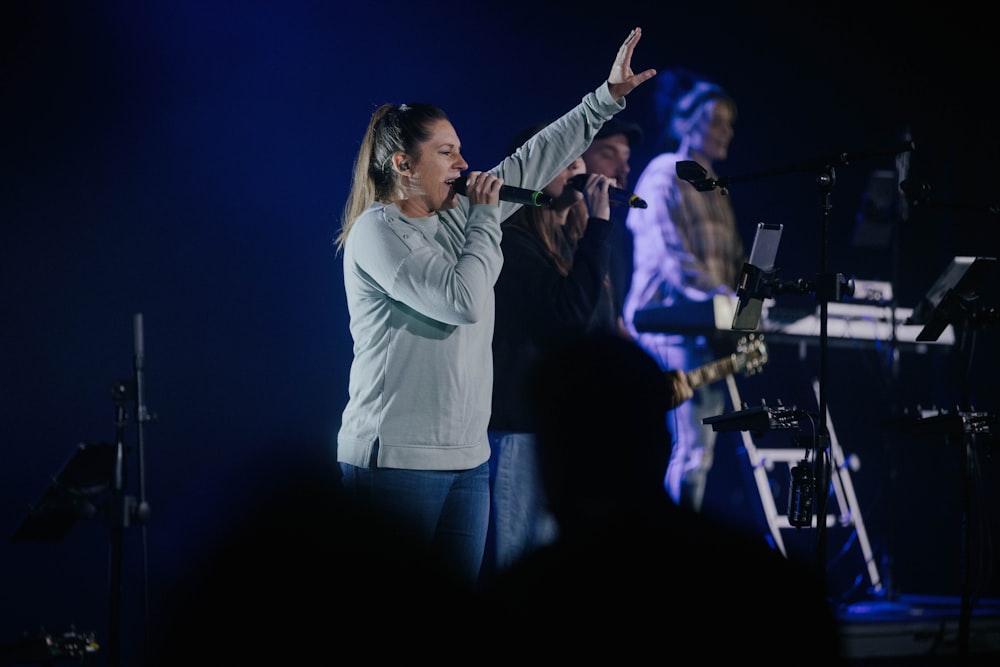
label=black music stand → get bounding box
[11,443,115,543]
[906,256,998,344]
[6,444,112,666]
[8,314,154,667]
[908,256,998,662]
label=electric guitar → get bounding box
[683,333,768,390]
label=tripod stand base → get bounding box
[0,629,99,665]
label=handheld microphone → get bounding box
[569,174,648,208]
[452,176,552,207]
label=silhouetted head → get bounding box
[527,333,672,530]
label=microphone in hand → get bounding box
[569,174,648,208]
[452,175,552,207]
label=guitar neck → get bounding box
[685,354,739,390]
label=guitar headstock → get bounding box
[737,334,768,377]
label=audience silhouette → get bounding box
[482,332,845,662]
[146,452,483,664]
[149,335,844,664]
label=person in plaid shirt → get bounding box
[623,68,745,514]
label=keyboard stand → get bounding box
[718,376,883,594]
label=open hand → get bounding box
[607,27,657,100]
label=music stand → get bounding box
[906,256,998,343]
[907,255,998,661]
[11,442,115,542]
[8,314,154,667]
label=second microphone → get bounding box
[569,174,648,209]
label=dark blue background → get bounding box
[3,2,998,663]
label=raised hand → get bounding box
[607,27,657,100]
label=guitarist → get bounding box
[622,70,747,514]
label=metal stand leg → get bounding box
[811,378,883,594]
[724,375,788,556]
[728,374,883,594]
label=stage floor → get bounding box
[836,594,1000,664]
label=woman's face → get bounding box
[398,118,469,217]
[690,99,734,162]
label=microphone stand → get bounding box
[107,381,129,667]
[107,314,153,667]
[678,141,914,592]
[132,314,153,664]
[878,140,913,604]
[953,303,981,665]
[678,141,915,196]
[811,164,838,588]
[901,181,1000,221]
